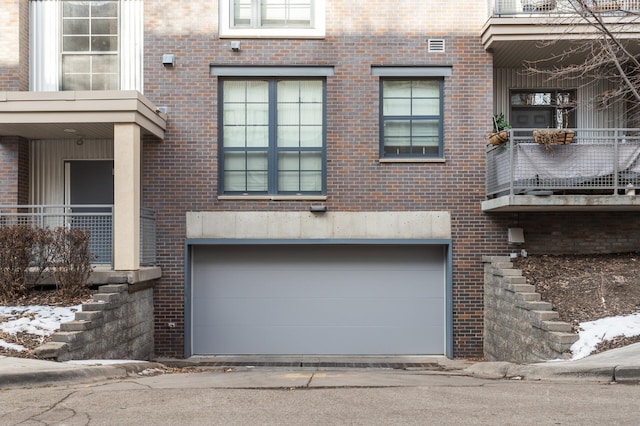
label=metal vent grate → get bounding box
[428,39,445,53]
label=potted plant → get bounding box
[489,113,511,146]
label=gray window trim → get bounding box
[371,66,452,77]
[379,77,445,158]
[219,77,327,195]
[211,65,335,77]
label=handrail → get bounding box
[486,128,640,197]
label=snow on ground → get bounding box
[570,313,640,360]
[0,305,81,352]
[1,304,640,360]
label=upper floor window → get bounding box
[61,0,119,90]
[30,0,143,92]
[219,0,325,38]
[220,79,325,195]
[381,79,444,158]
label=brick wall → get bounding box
[0,137,29,205]
[0,0,28,91]
[510,212,640,255]
[142,0,508,359]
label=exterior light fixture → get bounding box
[310,205,327,213]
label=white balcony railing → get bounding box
[486,128,640,197]
[491,0,640,16]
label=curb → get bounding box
[0,362,164,389]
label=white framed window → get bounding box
[30,0,143,92]
[219,0,325,38]
[61,0,119,90]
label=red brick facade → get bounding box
[142,0,508,358]
[8,1,636,360]
[0,137,29,206]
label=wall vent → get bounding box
[428,39,445,53]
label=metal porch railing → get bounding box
[490,0,640,16]
[0,205,157,267]
[486,128,640,197]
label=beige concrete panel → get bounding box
[397,211,430,239]
[202,211,237,238]
[431,212,452,239]
[113,123,140,270]
[188,211,452,240]
[235,212,270,238]
[333,212,367,238]
[363,212,400,239]
[299,213,334,238]
[267,212,302,238]
[185,212,204,239]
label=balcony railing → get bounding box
[0,205,157,267]
[491,0,640,16]
[486,128,640,197]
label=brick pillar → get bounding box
[0,136,29,205]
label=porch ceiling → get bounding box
[0,90,167,140]
[482,195,640,212]
[482,16,640,68]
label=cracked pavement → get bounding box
[1,369,639,425]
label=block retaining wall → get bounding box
[35,283,154,362]
[484,256,578,362]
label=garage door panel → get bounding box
[191,244,446,355]
[193,269,444,299]
[193,297,444,328]
[194,325,444,355]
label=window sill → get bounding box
[379,158,446,164]
[218,195,328,201]
[219,30,326,39]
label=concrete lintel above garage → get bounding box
[482,195,640,212]
[186,211,452,240]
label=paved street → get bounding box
[1,368,639,425]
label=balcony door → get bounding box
[65,160,114,211]
[510,90,576,130]
[65,160,114,264]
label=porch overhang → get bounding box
[482,194,640,212]
[482,16,640,68]
[0,90,166,140]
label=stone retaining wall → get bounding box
[484,256,578,362]
[35,283,154,361]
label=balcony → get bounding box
[483,1,640,67]
[491,0,640,16]
[0,205,159,283]
[483,128,640,212]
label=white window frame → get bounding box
[219,0,325,38]
[30,0,143,92]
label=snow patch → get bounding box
[570,313,640,360]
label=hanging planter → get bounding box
[488,113,511,146]
[489,130,509,146]
[533,129,575,151]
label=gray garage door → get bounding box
[191,244,446,355]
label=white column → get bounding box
[113,123,141,271]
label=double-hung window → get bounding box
[61,0,119,90]
[30,0,143,92]
[381,79,444,158]
[220,79,325,195]
[219,0,325,38]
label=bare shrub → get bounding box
[0,225,37,301]
[51,227,94,299]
